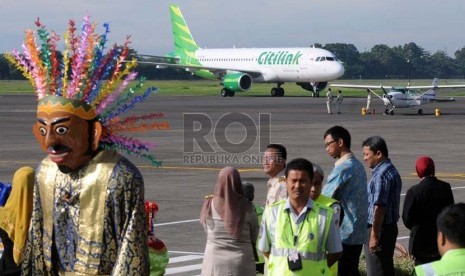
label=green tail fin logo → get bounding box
[170,4,200,65]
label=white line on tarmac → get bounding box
[401,185,465,196]
[169,255,204,263]
[154,219,199,227]
[156,186,465,228]
[168,250,204,255]
[165,264,203,275]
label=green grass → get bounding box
[1,79,465,97]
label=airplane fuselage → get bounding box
[194,47,344,83]
[386,89,435,108]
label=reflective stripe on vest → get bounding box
[421,263,435,275]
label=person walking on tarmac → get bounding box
[336,90,343,114]
[326,88,334,114]
[366,89,372,113]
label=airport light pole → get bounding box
[407,59,410,86]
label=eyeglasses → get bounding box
[324,140,337,147]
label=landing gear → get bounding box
[418,109,423,115]
[271,83,285,97]
[221,88,235,97]
[271,87,284,97]
[385,109,394,115]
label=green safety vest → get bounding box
[415,248,465,276]
[315,194,340,276]
[264,200,334,275]
[255,204,265,265]
[315,194,338,208]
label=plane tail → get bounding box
[169,5,200,56]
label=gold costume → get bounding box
[22,151,149,275]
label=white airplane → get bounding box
[138,4,345,97]
[331,78,465,115]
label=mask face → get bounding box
[33,111,101,172]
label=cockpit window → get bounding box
[326,56,335,61]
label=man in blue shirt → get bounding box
[322,126,368,276]
[362,136,402,276]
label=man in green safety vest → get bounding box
[415,203,465,276]
[258,158,342,275]
[310,163,344,276]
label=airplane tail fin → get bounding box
[169,5,200,55]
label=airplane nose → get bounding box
[335,62,345,78]
[326,62,345,80]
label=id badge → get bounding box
[287,251,302,271]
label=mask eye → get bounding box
[55,126,68,135]
[39,127,47,136]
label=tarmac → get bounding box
[1,93,464,275]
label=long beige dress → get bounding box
[201,203,258,276]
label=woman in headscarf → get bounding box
[0,166,34,275]
[200,167,258,276]
[402,156,455,265]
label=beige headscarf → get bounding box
[0,166,35,264]
[200,167,252,238]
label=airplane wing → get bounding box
[330,84,384,89]
[331,82,465,91]
[407,84,465,89]
[135,55,263,79]
[136,54,180,64]
[330,84,387,100]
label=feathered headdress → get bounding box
[6,16,169,166]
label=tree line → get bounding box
[1,42,465,80]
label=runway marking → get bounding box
[139,165,262,173]
[169,251,204,255]
[169,255,204,263]
[156,185,465,227]
[165,264,202,275]
[154,219,199,227]
[401,185,465,196]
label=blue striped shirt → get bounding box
[367,158,402,225]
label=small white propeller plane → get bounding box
[331,78,465,115]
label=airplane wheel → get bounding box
[278,88,284,97]
[418,109,423,115]
[229,90,235,97]
[385,109,389,115]
[271,88,278,97]
[390,110,394,115]
[221,88,228,97]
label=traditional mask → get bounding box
[33,96,102,172]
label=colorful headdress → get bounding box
[6,16,169,166]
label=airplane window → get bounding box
[316,57,321,61]
[326,56,335,61]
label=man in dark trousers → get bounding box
[402,156,454,265]
[362,136,402,276]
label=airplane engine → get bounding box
[222,73,253,92]
[296,82,328,92]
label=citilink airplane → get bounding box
[139,4,345,97]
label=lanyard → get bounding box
[287,208,308,247]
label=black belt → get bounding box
[367,223,396,228]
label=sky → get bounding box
[2,0,465,59]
